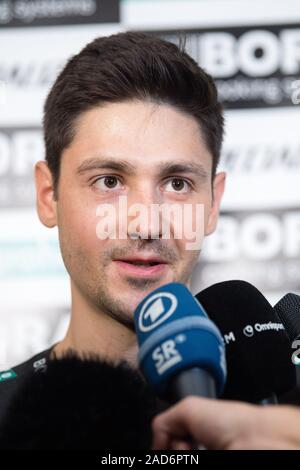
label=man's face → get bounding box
[42,100,224,328]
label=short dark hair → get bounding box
[43,31,224,197]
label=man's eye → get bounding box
[164,178,191,193]
[93,175,122,190]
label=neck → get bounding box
[51,280,139,369]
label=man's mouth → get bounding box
[119,260,161,266]
[113,257,168,277]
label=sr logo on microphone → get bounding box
[152,337,185,375]
[138,292,178,332]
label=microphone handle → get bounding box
[296,365,300,388]
[167,367,217,404]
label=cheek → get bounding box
[203,201,213,227]
[182,199,211,235]
[58,196,102,257]
[197,192,213,231]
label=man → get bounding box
[1,31,299,450]
[0,30,225,428]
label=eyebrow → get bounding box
[76,157,208,180]
[158,162,208,180]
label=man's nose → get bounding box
[126,185,163,240]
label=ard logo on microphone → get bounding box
[138,291,178,332]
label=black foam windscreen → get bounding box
[274,293,300,342]
[196,280,296,403]
[0,352,164,450]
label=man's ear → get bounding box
[35,160,57,228]
[205,171,226,236]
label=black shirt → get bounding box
[0,346,54,427]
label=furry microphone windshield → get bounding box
[0,352,165,450]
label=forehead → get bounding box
[61,100,212,173]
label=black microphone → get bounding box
[196,280,296,403]
[0,352,162,450]
[274,293,300,389]
[274,293,300,344]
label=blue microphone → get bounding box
[134,282,226,403]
